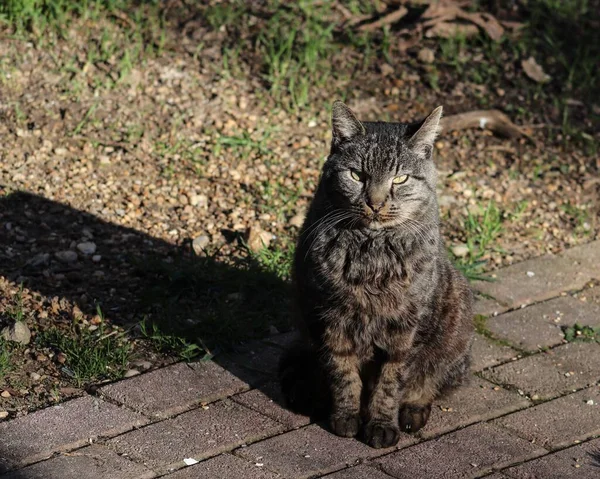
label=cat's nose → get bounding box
[366,198,385,213]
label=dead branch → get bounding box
[358,6,408,32]
[441,110,534,142]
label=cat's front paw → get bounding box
[330,412,361,438]
[364,420,400,448]
[399,404,432,433]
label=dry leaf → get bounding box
[425,22,479,39]
[521,57,551,83]
[440,109,533,142]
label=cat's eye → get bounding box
[392,174,409,185]
[350,169,363,182]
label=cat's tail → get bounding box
[278,340,330,419]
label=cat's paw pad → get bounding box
[330,412,361,438]
[364,421,400,448]
[399,404,432,433]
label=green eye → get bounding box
[393,174,409,185]
[350,170,363,182]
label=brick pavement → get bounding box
[0,240,599,478]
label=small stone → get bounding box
[77,242,97,255]
[123,369,140,378]
[92,255,102,262]
[55,250,78,263]
[131,360,152,370]
[269,325,280,335]
[418,47,435,64]
[30,372,41,381]
[54,147,68,156]
[192,235,210,255]
[452,244,470,258]
[28,253,50,267]
[36,354,48,362]
[289,213,305,228]
[1,321,31,345]
[586,400,594,405]
[245,226,272,252]
[0,411,8,419]
[1,391,11,398]
[190,194,208,208]
[526,271,535,277]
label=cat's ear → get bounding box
[408,106,443,158]
[331,101,365,144]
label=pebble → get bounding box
[30,372,41,382]
[289,213,305,228]
[0,411,8,419]
[1,391,11,398]
[28,253,50,267]
[417,47,436,64]
[123,369,140,378]
[451,244,470,258]
[131,360,152,370]
[77,242,97,255]
[192,235,210,255]
[1,321,31,345]
[190,194,208,208]
[55,250,78,263]
[245,226,272,252]
[92,255,102,262]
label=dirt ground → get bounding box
[0,0,598,417]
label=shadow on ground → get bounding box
[0,190,298,476]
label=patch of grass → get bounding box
[247,242,295,282]
[563,323,600,343]
[452,200,504,281]
[561,201,592,237]
[5,284,26,323]
[0,339,12,382]
[214,129,274,160]
[140,319,205,361]
[39,320,132,387]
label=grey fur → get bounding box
[280,101,473,448]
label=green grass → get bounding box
[0,339,12,383]
[452,201,504,281]
[563,323,600,343]
[140,319,205,361]
[39,322,132,387]
[5,284,26,323]
[248,242,295,282]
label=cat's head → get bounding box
[321,101,442,230]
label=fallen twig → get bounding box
[441,110,534,142]
[358,6,408,32]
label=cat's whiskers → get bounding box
[303,211,357,260]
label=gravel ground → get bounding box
[0,2,598,417]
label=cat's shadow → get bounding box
[0,190,299,457]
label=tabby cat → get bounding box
[279,101,473,449]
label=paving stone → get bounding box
[471,333,518,371]
[224,343,284,375]
[232,382,311,430]
[419,376,529,438]
[163,454,281,479]
[0,445,156,479]
[562,240,600,280]
[0,396,148,472]
[472,253,593,309]
[107,399,283,473]
[474,295,509,317]
[502,437,600,478]
[486,296,600,352]
[375,423,546,478]
[263,331,301,349]
[100,361,248,418]
[575,283,600,308]
[237,424,413,479]
[493,385,600,449]
[321,464,395,478]
[481,342,600,399]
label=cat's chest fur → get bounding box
[311,230,419,319]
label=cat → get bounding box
[279,101,474,449]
